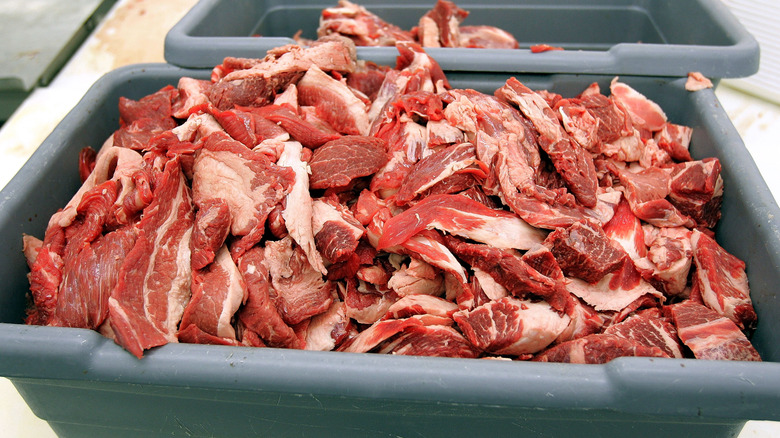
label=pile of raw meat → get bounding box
[22,35,761,362]
[304,0,520,49]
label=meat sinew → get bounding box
[23,34,759,363]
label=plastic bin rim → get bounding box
[2,322,780,422]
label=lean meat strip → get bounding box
[23,36,760,363]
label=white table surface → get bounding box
[0,0,778,436]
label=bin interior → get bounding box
[187,0,734,50]
[1,67,778,359]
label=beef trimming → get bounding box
[22,7,759,363]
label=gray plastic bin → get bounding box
[0,64,779,437]
[164,0,760,78]
[0,0,117,121]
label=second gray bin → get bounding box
[164,0,760,78]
